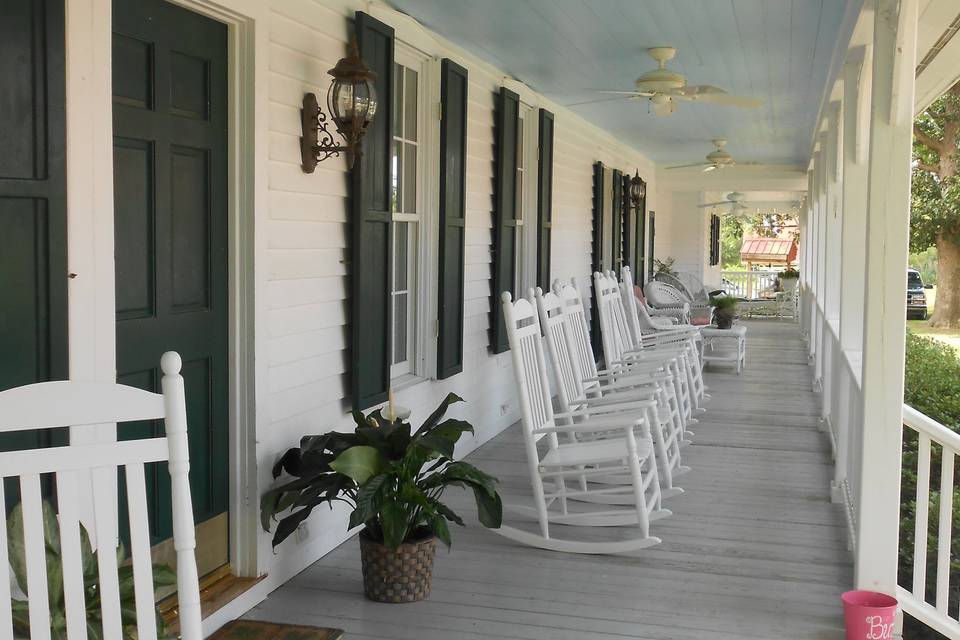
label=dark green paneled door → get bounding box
[112,0,229,576]
[0,0,68,505]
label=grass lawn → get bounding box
[906,286,960,351]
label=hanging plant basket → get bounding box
[359,527,437,603]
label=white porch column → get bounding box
[814,134,828,387]
[808,157,821,365]
[821,105,842,425]
[856,0,918,592]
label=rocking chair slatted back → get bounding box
[620,266,646,346]
[554,279,600,383]
[594,271,636,366]
[535,288,585,412]
[0,353,203,640]
[501,291,559,451]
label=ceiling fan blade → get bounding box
[594,90,652,96]
[690,93,764,108]
[665,162,709,170]
[564,96,633,107]
[696,200,732,208]
[702,165,718,172]
[676,84,727,97]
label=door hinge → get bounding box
[438,101,443,121]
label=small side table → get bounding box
[701,325,747,374]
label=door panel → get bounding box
[0,0,68,490]
[112,0,229,574]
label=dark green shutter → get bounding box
[648,211,656,280]
[437,59,468,379]
[611,168,622,273]
[351,12,394,410]
[0,0,69,469]
[489,87,519,354]
[590,162,604,358]
[536,109,554,291]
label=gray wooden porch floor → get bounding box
[246,320,852,639]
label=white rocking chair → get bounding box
[0,353,203,640]
[492,291,669,554]
[595,271,699,427]
[535,287,687,497]
[552,278,690,450]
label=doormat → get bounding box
[210,620,344,640]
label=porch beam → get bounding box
[856,0,918,592]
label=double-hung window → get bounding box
[390,59,420,379]
[513,103,538,295]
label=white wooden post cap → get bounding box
[161,351,182,375]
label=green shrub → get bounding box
[901,333,960,639]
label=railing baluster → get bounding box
[936,448,954,614]
[913,432,931,599]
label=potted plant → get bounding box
[710,294,739,329]
[778,267,799,294]
[7,501,176,639]
[260,393,502,603]
[653,257,677,277]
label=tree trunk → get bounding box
[930,235,960,327]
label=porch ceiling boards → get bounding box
[385,0,853,167]
[246,320,851,640]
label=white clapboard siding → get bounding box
[257,0,657,565]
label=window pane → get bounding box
[393,293,407,365]
[394,221,408,290]
[393,63,403,139]
[405,68,418,141]
[403,142,417,214]
[391,142,402,214]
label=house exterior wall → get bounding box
[62,0,658,621]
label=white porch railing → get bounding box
[721,270,778,299]
[897,405,960,639]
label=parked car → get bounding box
[907,268,933,320]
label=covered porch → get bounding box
[247,321,853,639]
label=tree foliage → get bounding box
[911,84,960,251]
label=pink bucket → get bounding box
[841,591,898,640]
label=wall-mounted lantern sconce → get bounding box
[301,37,378,172]
[629,170,646,208]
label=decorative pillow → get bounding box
[634,285,646,305]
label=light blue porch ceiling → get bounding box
[386,0,852,167]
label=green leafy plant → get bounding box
[709,294,738,328]
[7,501,176,640]
[653,257,677,276]
[260,393,502,550]
[777,267,799,279]
[900,332,960,639]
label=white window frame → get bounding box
[390,43,439,384]
[514,100,538,296]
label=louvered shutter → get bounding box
[590,162,604,358]
[536,109,554,290]
[489,87,520,353]
[437,59,468,378]
[350,12,394,410]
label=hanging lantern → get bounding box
[629,170,646,208]
[301,36,378,172]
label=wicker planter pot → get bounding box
[359,529,437,603]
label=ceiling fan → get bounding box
[665,139,750,172]
[589,47,763,116]
[697,191,753,216]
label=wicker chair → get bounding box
[645,281,713,326]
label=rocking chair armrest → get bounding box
[574,392,660,411]
[589,373,672,392]
[541,412,650,436]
